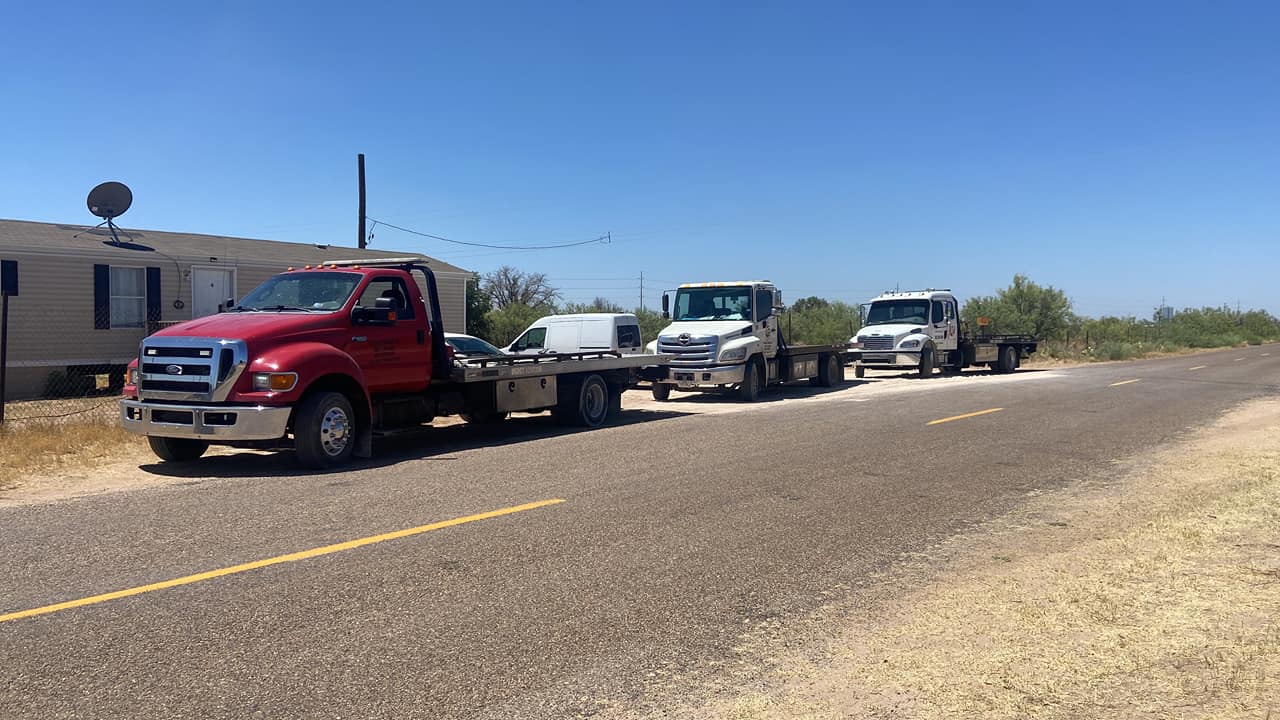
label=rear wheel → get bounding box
[997,345,1018,373]
[294,391,356,469]
[815,353,841,387]
[854,364,866,379]
[147,436,208,462]
[555,374,611,427]
[651,383,672,402]
[918,345,935,378]
[738,358,762,402]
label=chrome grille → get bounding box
[860,335,895,351]
[138,337,248,402]
[657,334,719,366]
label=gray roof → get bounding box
[0,218,471,275]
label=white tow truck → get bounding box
[850,289,1038,378]
[643,281,850,401]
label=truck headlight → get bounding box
[720,346,747,362]
[252,372,298,392]
[127,367,139,386]
[899,338,921,349]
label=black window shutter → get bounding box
[146,266,162,331]
[93,264,110,329]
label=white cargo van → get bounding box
[506,313,644,355]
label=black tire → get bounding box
[294,391,357,469]
[854,364,866,379]
[147,436,209,462]
[738,358,762,402]
[816,353,841,387]
[918,345,935,379]
[556,374,611,427]
[607,385,623,420]
[997,345,1018,373]
[651,383,672,402]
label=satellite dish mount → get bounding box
[85,181,134,246]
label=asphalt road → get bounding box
[2,346,1278,719]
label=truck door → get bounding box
[755,286,779,357]
[347,275,431,393]
[932,298,959,352]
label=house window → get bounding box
[110,267,146,329]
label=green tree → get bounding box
[633,306,668,346]
[962,275,1074,339]
[464,274,492,338]
[481,302,551,347]
[558,297,624,314]
[784,297,860,345]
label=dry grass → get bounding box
[0,421,146,491]
[681,399,1280,720]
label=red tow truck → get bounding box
[121,258,667,468]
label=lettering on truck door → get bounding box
[936,298,959,351]
[755,287,778,357]
[347,276,431,392]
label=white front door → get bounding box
[192,267,235,318]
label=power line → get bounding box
[367,217,611,251]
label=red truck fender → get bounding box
[243,342,374,457]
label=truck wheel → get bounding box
[997,345,1018,373]
[608,385,623,420]
[651,383,672,402]
[555,374,610,427]
[147,436,209,462]
[294,391,356,469]
[854,365,865,379]
[816,353,841,387]
[738,358,762,402]
[918,346,935,378]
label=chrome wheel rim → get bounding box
[320,405,350,456]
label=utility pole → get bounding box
[357,153,367,249]
[639,271,644,310]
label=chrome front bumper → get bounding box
[655,364,747,387]
[858,351,923,367]
[120,400,292,441]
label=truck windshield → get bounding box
[673,287,751,321]
[237,271,362,312]
[865,299,930,325]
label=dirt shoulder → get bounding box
[658,397,1280,719]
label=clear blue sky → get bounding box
[3,1,1277,317]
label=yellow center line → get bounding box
[1188,365,1207,371]
[0,498,565,625]
[1109,379,1141,387]
[927,407,1004,425]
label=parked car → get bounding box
[505,313,644,355]
[444,332,506,360]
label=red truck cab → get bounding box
[123,261,450,467]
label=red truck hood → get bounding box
[154,311,344,346]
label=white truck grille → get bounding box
[138,337,248,402]
[657,334,719,366]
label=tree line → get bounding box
[465,266,1280,358]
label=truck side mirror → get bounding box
[353,297,397,326]
[661,293,670,320]
[224,297,235,311]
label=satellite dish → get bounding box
[87,181,133,219]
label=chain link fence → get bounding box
[0,307,171,427]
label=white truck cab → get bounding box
[851,288,1037,378]
[645,281,846,401]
